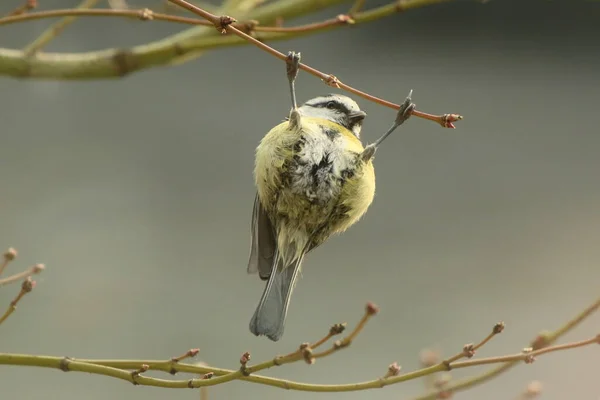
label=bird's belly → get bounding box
[256,130,371,236]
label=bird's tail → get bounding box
[249,251,304,342]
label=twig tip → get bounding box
[493,321,505,334]
[366,302,379,316]
[21,276,36,292]
[383,362,401,378]
[4,248,17,261]
[240,351,251,366]
[33,263,45,273]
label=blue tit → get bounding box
[247,51,416,341]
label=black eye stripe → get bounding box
[308,100,351,114]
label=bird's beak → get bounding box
[349,111,367,122]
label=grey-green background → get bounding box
[1,0,599,399]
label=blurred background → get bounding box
[0,0,599,399]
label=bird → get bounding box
[247,51,415,341]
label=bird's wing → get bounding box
[247,193,277,280]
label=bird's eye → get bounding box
[325,101,336,109]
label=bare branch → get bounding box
[0,248,18,276]
[0,263,45,287]
[4,0,37,17]
[0,0,458,82]
[167,0,462,127]
[411,296,600,400]
[23,0,102,56]
[0,297,597,392]
[0,277,36,325]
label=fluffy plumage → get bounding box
[247,94,376,341]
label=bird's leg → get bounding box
[286,51,302,129]
[361,90,416,162]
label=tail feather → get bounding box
[249,252,304,341]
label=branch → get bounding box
[0,247,17,276]
[4,0,37,17]
[167,0,462,127]
[22,0,101,56]
[0,8,212,28]
[1,297,597,392]
[0,277,36,325]
[0,263,45,287]
[0,247,45,326]
[410,295,600,400]
[0,0,458,80]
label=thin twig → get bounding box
[310,302,379,361]
[0,327,597,391]
[5,0,37,17]
[0,6,394,34]
[0,8,211,27]
[167,0,462,128]
[171,348,200,363]
[444,321,504,363]
[0,277,36,325]
[410,296,600,400]
[0,248,17,276]
[2,297,597,392]
[0,0,459,80]
[0,263,44,287]
[23,0,101,56]
[348,0,366,16]
[310,322,347,349]
[452,335,600,369]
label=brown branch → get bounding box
[0,7,377,34]
[5,0,37,17]
[250,13,355,33]
[0,1,459,80]
[171,348,200,363]
[451,334,600,369]
[167,0,463,128]
[444,321,505,363]
[0,8,212,27]
[309,302,379,362]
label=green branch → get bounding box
[0,0,453,79]
[1,297,598,393]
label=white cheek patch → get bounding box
[299,107,341,123]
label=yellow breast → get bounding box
[255,117,376,234]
